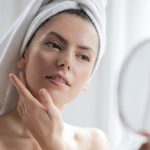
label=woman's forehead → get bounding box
[34,13,99,52]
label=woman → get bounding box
[0,0,108,149]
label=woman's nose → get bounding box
[56,51,72,72]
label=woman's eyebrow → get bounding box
[77,45,94,53]
[47,31,95,53]
[47,31,68,44]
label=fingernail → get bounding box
[9,74,14,82]
[9,74,13,79]
[39,88,47,96]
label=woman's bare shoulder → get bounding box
[88,128,109,150]
[78,127,109,150]
[65,123,109,150]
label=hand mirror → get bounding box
[117,39,150,149]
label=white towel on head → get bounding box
[0,0,107,115]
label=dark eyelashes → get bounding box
[80,55,90,62]
[45,41,62,50]
[45,41,91,62]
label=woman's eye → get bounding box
[45,41,62,50]
[78,54,90,62]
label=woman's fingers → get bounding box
[17,97,24,118]
[9,73,44,109]
[9,73,33,100]
[9,73,61,123]
[139,143,150,150]
[39,89,56,115]
[39,88,63,133]
[10,73,64,145]
[39,88,61,120]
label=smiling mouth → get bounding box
[45,75,70,87]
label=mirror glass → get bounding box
[117,39,150,148]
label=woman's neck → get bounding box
[3,108,33,137]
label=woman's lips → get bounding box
[48,78,66,86]
[45,75,70,88]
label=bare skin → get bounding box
[139,143,150,150]
[0,13,108,150]
[0,109,108,150]
[137,132,150,150]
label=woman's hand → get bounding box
[139,132,150,150]
[9,71,66,150]
[139,142,150,150]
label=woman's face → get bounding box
[19,13,99,109]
